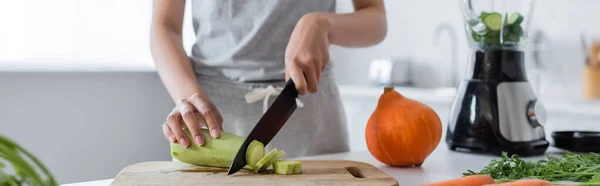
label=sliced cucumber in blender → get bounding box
[479,12,491,20]
[507,13,523,25]
[483,13,503,31]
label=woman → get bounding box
[150,0,387,158]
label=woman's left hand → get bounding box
[285,13,331,95]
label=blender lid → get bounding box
[552,131,600,153]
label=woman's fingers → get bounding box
[178,99,205,146]
[188,93,221,139]
[289,56,308,95]
[212,103,224,131]
[166,110,189,148]
[162,123,175,142]
[304,62,319,94]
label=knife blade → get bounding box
[227,79,299,175]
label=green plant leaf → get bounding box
[0,135,58,186]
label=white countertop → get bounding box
[61,144,572,186]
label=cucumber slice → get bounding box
[479,12,491,20]
[507,13,523,25]
[273,160,302,175]
[483,13,503,31]
[254,149,278,172]
[260,150,286,171]
[246,140,264,171]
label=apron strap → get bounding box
[244,85,304,113]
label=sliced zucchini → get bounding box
[246,140,264,171]
[273,160,302,175]
[260,150,286,171]
[254,148,278,172]
[507,13,523,25]
[483,13,503,31]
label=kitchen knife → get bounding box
[227,79,299,175]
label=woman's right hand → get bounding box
[162,92,223,148]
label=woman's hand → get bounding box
[162,93,223,148]
[285,13,332,95]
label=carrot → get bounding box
[422,175,495,186]
[482,179,552,186]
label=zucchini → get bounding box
[170,128,265,169]
[260,150,286,171]
[273,160,302,175]
[483,13,503,31]
[246,140,264,171]
[507,13,523,25]
[254,149,278,172]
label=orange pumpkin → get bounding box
[365,86,442,167]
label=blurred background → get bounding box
[1,0,599,184]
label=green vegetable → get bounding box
[260,150,286,171]
[246,141,264,171]
[273,160,302,175]
[483,13,503,31]
[507,13,523,25]
[470,11,525,46]
[170,128,264,169]
[0,135,58,186]
[479,12,491,20]
[463,152,600,184]
[254,149,278,172]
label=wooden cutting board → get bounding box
[111,160,398,186]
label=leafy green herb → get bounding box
[464,152,600,184]
[0,135,58,186]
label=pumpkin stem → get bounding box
[384,86,394,93]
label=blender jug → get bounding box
[460,0,537,49]
[446,0,549,156]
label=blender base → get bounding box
[447,138,549,157]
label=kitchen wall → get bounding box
[332,0,600,104]
[0,72,174,184]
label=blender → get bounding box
[446,0,549,156]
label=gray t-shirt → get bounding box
[188,0,336,82]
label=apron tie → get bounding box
[245,85,304,113]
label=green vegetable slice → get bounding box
[260,150,286,171]
[273,160,302,175]
[246,140,265,171]
[507,13,523,25]
[254,149,278,172]
[483,13,503,31]
[479,12,491,20]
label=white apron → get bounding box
[195,69,349,158]
[184,0,349,158]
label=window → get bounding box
[0,0,196,71]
